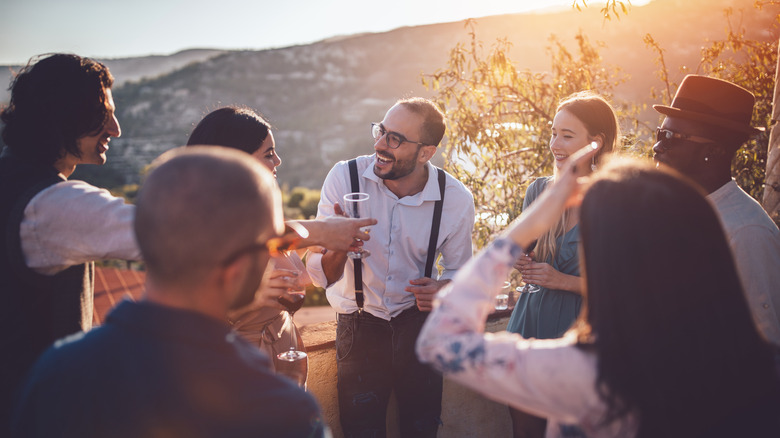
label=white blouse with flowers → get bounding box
[415,238,635,438]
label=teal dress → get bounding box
[506,177,582,339]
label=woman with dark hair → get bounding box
[187,106,374,381]
[187,106,280,174]
[417,147,780,437]
[506,91,619,435]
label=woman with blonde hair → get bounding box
[506,91,619,435]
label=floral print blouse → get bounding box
[416,238,635,438]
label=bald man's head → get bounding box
[134,146,284,288]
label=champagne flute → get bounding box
[517,240,541,294]
[342,192,371,259]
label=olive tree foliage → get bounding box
[644,3,779,203]
[423,22,642,249]
[572,0,631,21]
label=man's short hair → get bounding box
[1,53,114,166]
[134,146,282,286]
[396,97,446,146]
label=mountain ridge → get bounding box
[1,0,776,189]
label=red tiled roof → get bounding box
[92,267,145,326]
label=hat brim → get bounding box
[653,104,764,136]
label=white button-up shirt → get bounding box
[307,154,475,320]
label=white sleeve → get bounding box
[437,185,475,281]
[416,239,599,423]
[20,181,141,275]
[729,224,780,345]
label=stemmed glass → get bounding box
[517,240,541,294]
[343,192,371,259]
[275,253,308,385]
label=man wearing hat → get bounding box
[653,74,780,347]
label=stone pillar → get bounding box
[763,38,780,225]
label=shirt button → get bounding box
[384,298,391,304]
[763,303,770,309]
[387,276,392,281]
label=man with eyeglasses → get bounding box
[307,97,475,437]
[653,75,780,347]
[12,147,326,437]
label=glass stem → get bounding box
[288,311,299,351]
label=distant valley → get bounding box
[1,0,775,190]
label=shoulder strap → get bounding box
[347,159,364,311]
[424,168,446,278]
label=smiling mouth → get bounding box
[553,153,568,162]
[376,154,394,165]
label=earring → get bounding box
[704,157,709,163]
[590,156,597,172]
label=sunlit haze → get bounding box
[0,0,651,65]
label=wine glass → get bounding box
[342,192,371,259]
[275,256,308,385]
[517,240,541,294]
[494,281,511,310]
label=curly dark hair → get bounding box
[1,53,114,166]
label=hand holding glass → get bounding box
[342,192,371,259]
[518,240,540,294]
[275,254,308,367]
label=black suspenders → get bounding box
[348,159,445,311]
[348,159,365,310]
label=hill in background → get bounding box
[1,0,776,190]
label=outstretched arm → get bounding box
[291,215,376,252]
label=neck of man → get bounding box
[383,163,429,198]
[693,164,733,195]
[144,279,228,323]
[53,156,77,179]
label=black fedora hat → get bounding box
[653,75,764,136]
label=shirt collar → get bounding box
[361,155,442,204]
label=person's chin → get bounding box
[373,164,390,179]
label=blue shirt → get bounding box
[12,300,325,438]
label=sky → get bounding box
[0,0,651,65]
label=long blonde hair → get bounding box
[534,91,619,264]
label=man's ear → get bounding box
[710,144,728,156]
[418,145,437,163]
[218,256,249,303]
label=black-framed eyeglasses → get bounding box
[655,127,716,149]
[371,123,429,149]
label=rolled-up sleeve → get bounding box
[21,181,141,275]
